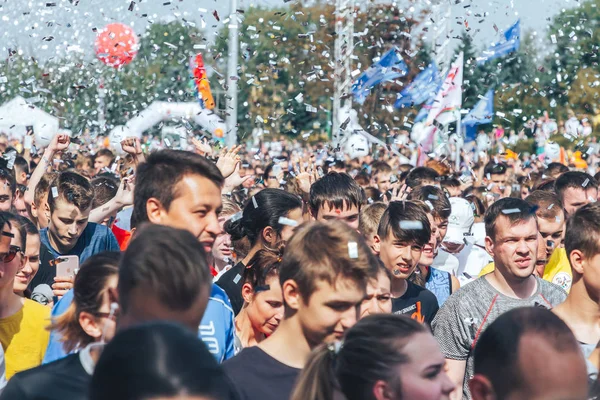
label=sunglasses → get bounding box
[2,245,22,263]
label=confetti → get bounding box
[51,187,58,198]
[233,274,242,284]
[347,242,358,259]
[399,221,423,230]
[252,196,258,208]
[278,217,299,227]
[502,208,521,215]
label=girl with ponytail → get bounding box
[216,188,303,315]
[291,314,455,400]
[49,252,120,353]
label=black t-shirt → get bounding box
[0,353,89,400]
[28,242,55,291]
[223,346,300,400]
[392,280,440,325]
[215,261,245,316]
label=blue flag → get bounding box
[462,89,495,142]
[394,63,441,109]
[477,20,520,65]
[351,48,408,105]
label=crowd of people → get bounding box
[0,124,595,400]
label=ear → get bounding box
[262,226,278,246]
[484,236,495,258]
[282,279,301,310]
[468,374,495,400]
[241,283,254,304]
[78,311,102,339]
[44,202,50,219]
[569,249,585,275]
[30,202,38,218]
[372,235,382,255]
[372,380,394,400]
[146,198,166,224]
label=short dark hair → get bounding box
[525,190,564,220]
[534,178,556,192]
[555,171,598,203]
[91,176,119,210]
[95,148,115,164]
[118,224,211,314]
[47,171,94,213]
[279,221,378,304]
[34,172,58,207]
[407,185,451,220]
[225,188,302,245]
[0,167,16,197]
[565,202,600,261]
[371,161,392,176]
[90,322,238,400]
[13,156,29,176]
[484,197,537,241]
[483,162,507,177]
[377,201,431,247]
[440,177,461,189]
[309,172,366,216]
[544,162,569,178]
[2,212,26,249]
[404,167,439,188]
[242,249,282,292]
[133,150,224,224]
[473,307,580,399]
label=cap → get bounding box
[444,197,475,245]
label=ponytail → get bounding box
[292,315,427,400]
[48,301,87,353]
[290,343,339,400]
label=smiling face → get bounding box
[419,214,439,266]
[376,232,423,280]
[485,216,538,281]
[0,225,23,291]
[150,174,223,254]
[14,233,40,295]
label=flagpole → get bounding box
[455,109,461,171]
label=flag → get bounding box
[462,89,494,142]
[477,20,520,65]
[394,63,441,108]
[190,53,215,109]
[351,48,408,105]
[425,53,463,126]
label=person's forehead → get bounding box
[53,199,88,217]
[173,175,222,205]
[495,216,537,236]
[312,277,363,300]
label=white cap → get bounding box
[444,197,475,245]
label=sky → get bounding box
[0,0,581,63]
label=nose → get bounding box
[339,306,359,331]
[21,260,32,274]
[516,238,530,254]
[400,245,413,263]
[274,306,284,323]
[205,213,222,237]
[441,371,456,395]
[68,223,78,236]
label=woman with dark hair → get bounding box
[90,322,238,400]
[216,188,303,315]
[291,314,455,400]
[234,249,284,353]
[0,252,120,400]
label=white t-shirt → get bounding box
[0,344,6,394]
[432,249,459,276]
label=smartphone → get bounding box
[55,255,79,277]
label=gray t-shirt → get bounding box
[432,276,567,400]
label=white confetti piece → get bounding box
[278,217,299,227]
[348,242,358,259]
[583,178,590,188]
[252,196,258,208]
[399,221,423,230]
[229,211,243,222]
[233,274,242,284]
[52,187,58,198]
[502,208,521,215]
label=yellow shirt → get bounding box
[477,248,572,293]
[0,299,51,379]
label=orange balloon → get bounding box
[95,23,138,68]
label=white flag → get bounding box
[425,52,463,126]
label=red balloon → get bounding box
[95,23,138,68]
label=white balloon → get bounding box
[545,141,561,161]
[34,123,61,148]
[345,133,369,159]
